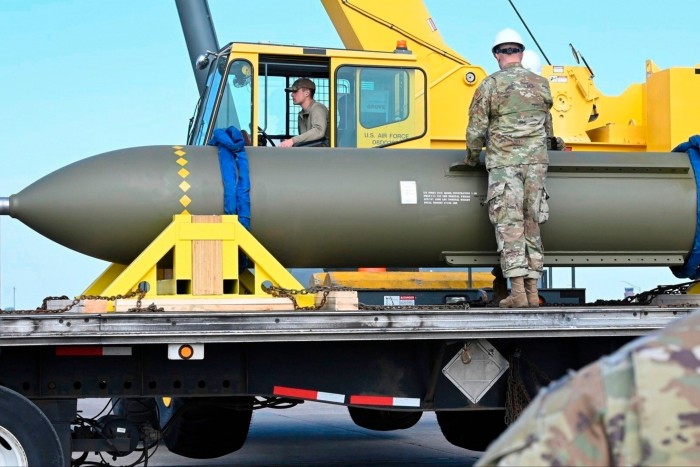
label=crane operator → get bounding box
[280,78,330,148]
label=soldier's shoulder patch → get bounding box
[472,84,487,102]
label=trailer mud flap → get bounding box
[442,339,508,403]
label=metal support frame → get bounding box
[82,214,310,310]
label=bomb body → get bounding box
[1,146,695,272]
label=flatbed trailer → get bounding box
[0,304,692,466]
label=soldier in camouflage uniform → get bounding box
[476,310,700,466]
[464,28,555,308]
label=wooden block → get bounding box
[114,297,295,312]
[192,215,223,295]
[81,299,111,313]
[315,291,359,310]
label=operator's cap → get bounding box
[285,78,315,92]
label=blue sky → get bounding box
[0,0,698,309]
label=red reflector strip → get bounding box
[273,386,318,400]
[273,386,418,406]
[56,346,101,356]
[56,346,132,356]
[349,395,421,407]
[349,395,393,406]
[273,386,345,403]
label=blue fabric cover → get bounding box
[672,135,700,279]
[208,126,251,230]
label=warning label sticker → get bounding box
[400,181,418,204]
[384,295,416,306]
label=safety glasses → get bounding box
[495,47,523,55]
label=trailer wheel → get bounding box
[0,386,65,467]
[347,407,422,431]
[162,397,253,459]
[436,409,507,452]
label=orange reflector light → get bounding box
[178,344,194,360]
[168,343,204,360]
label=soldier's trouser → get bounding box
[486,164,549,279]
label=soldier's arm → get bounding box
[544,86,554,138]
[465,84,490,164]
[476,364,612,466]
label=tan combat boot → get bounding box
[524,278,540,308]
[492,274,509,305]
[499,277,528,308]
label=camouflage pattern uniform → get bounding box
[466,63,553,279]
[476,310,700,466]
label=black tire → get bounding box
[436,409,507,452]
[162,397,253,459]
[348,407,423,431]
[0,386,65,467]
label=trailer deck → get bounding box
[0,306,691,345]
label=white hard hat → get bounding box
[521,50,542,74]
[492,28,525,52]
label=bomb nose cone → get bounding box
[5,145,225,264]
[0,197,9,216]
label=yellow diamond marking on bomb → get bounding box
[180,209,190,215]
[174,149,186,157]
[179,181,191,192]
[178,168,190,178]
[177,157,188,166]
[180,195,192,207]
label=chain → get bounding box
[261,283,353,310]
[262,283,471,311]
[505,350,551,425]
[2,289,161,315]
[504,351,531,425]
[7,279,698,315]
[590,279,700,307]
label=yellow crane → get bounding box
[187,0,699,152]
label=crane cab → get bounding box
[187,42,431,149]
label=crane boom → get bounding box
[321,0,468,65]
[175,0,220,94]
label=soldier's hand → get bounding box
[464,149,481,167]
[547,136,566,151]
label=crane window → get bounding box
[189,55,228,145]
[214,59,254,144]
[336,66,426,148]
